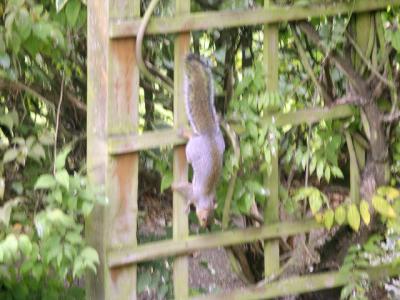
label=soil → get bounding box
[137,181,245,299]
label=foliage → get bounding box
[0,0,101,298]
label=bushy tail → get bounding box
[184,54,219,134]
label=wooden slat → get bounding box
[108,105,353,155]
[263,0,280,277]
[190,264,400,300]
[108,220,321,267]
[86,0,109,298]
[104,1,140,299]
[108,128,186,155]
[109,0,400,38]
[173,0,190,298]
[261,104,353,128]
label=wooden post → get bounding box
[263,0,280,278]
[86,0,140,299]
[86,0,110,298]
[173,0,190,298]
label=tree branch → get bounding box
[291,24,333,104]
[346,31,394,89]
[0,77,55,111]
[381,110,400,123]
[298,21,370,100]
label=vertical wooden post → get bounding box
[86,0,109,297]
[87,0,140,299]
[173,0,190,298]
[263,1,280,278]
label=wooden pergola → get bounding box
[86,0,400,299]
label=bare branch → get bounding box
[291,24,333,104]
[346,32,394,89]
[335,94,365,105]
[0,77,55,111]
[54,72,65,175]
[298,21,370,100]
[382,110,400,123]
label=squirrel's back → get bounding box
[184,54,219,135]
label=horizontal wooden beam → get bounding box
[108,128,186,155]
[110,0,400,38]
[108,105,352,155]
[190,264,400,300]
[108,219,321,268]
[261,104,353,128]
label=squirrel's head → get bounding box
[196,194,216,227]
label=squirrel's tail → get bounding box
[184,54,219,134]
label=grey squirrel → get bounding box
[172,54,225,227]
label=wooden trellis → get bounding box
[86,0,400,299]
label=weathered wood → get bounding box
[108,220,321,267]
[108,128,186,155]
[190,264,400,300]
[108,105,353,155]
[263,0,280,276]
[173,0,190,298]
[86,0,109,298]
[261,104,353,128]
[106,37,140,300]
[86,0,141,299]
[110,0,400,38]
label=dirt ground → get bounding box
[138,190,246,297]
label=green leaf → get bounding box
[4,234,18,254]
[53,188,63,203]
[316,160,324,180]
[309,156,317,175]
[323,209,334,230]
[360,200,370,226]
[347,204,360,232]
[0,113,14,131]
[56,0,69,12]
[0,198,20,226]
[376,186,400,201]
[55,146,72,170]
[335,205,346,225]
[28,143,46,161]
[55,169,70,190]
[15,8,32,41]
[65,232,82,244]
[38,131,55,145]
[18,234,32,256]
[247,180,268,196]
[34,174,56,190]
[331,166,344,178]
[160,172,173,193]
[372,195,396,218]
[237,194,253,214]
[309,191,322,214]
[81,201,94,216]
[32,264,43,280]
[391,30,400,52]
[0,53,11,69]
[324,166,331,182]
[33,23,53,42]
[3,148,18,163]
[66,0,81,27]
[81,246,100,264]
